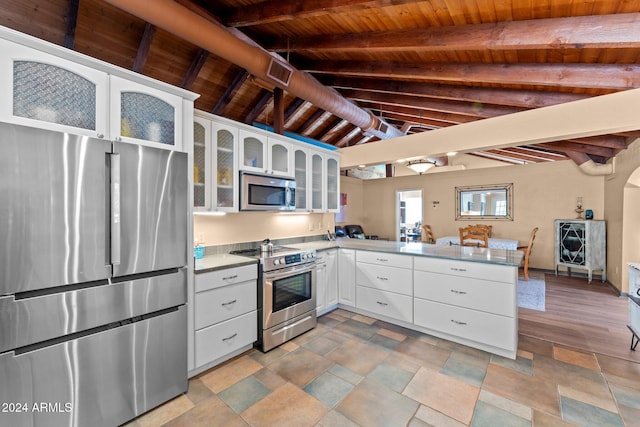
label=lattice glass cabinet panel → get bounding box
[294,148,308,211]
[13,61,97,131]
[193,120,208,209]
[555,219,606,282]
[215,128,235,209]
[121,92,175,145]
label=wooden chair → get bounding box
[472,224,493,238]
[518,227,539,281]
[459,225,489,248]
[421,224,435,243]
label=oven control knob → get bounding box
[273,258,281,265]
[301,252,307,259]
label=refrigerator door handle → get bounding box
[111,153,121,265]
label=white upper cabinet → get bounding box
[326,154,340,212]
[109,76,183,150]
[193,113,239,212]
[0,38,108,138]
[294,146,310,212]
[193,116,211,211]
[239,129,293,177]
[311,151,325,212]
[0,30,197,152]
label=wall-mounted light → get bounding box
[406,159,436,175]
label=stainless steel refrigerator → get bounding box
[0,122,188,427]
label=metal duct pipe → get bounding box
[103,0,403,140]
[565,151,615,176]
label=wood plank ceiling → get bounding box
[2,0,640,167]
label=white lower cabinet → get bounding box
[356,286,412,323]
[316,249,339,315]
[195,311,257,368]
[414,299,516,353]
[193,264,257,372]
[338,249,356,307]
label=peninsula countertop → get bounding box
[290,238,523,267]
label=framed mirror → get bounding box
[455,183,513,221]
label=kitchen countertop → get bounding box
[292,238,523,267]
[195,238,523,273]
[194,253,258,274]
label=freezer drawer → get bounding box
[0,305,187,427]
[0,269,186,353]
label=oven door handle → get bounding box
[263,263,315,281]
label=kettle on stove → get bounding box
[260,238,274,254]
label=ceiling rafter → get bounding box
[320,76,591,108]
[244,89,273,124]
[212,69,248,115]
[219,0,422,27]
[180,48,209,90]
[267,13,640,52]
[64,0,80,50]
[132,22,156,73]
[302,60,640,90]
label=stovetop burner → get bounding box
[230,245,316,271]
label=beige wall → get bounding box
[604,137,640,293]
[194,212,335,246]
[341,160,605,273]
[336,176,365,226]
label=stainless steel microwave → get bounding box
[240,172,296,211]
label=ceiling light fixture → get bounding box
[406,159,436,175]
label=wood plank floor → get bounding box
[518,270,640,363]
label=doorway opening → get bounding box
[396,190,423,242]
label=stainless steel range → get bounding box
[231,244,317,352]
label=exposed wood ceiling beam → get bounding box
[303,60,640,90]
[284,97,306,122]
[284,99,309,127]
[326,123,356,146]
[536,141,614,158]
[132,22,156,73]
[273,87,285,134]
[64,0,80,49]
[342,89,526,118]
[565,135,628,149]
[334,127,364,148]
[244,89,273,124]
[362,102,477,126]
[212,69,248,115]
[219,0,421,27]
[300,110,332,136]
[180,48,209,90]
[267,13,640,52]
[317,118,348,142]
[320,76,591,109]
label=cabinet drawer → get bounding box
[356,286,412,323]
[356,263,412,296]
[195,310,257,368]
[414,271,515,317]
[414,298,516,351]
[195,264,257,293]
[195,280,257,329]
[413,257,515,284]
[357,250,413,269]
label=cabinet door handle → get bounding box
[222,333,238,342]
[376,301,388,306]
[223,274,238,281]
[450,319,467,326]
[450,267,467,272]
[376,276,389,281]
[221,299,237,306]
[376,258,389,262]
[450,289,467,295]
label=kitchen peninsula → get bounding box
[297,239,523,359]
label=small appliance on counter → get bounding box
[585,209,594,220]
[231,243,317,351]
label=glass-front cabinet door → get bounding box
[239,129,267,173]
[193,116,211,211]
[109,76,183,150]
[326,154,340,212]
[268,137,293,177]
[212,121,238,212]
[311,152,325,212]
[294,147,309,211]
[0,38,108,138]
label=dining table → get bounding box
[435,235,519,250]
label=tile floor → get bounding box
[126,309,640,427]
